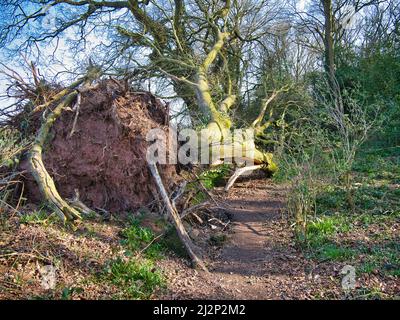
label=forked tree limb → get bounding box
[252,85,290,131]
[148,162,208,272]
[225,165,263,192]
[252,92,279,128]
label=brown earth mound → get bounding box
[22,79,177,212]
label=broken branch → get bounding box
[148,162,208,271]
[225,165,263,191]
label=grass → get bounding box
[307,215,351,238]
[299,144,400,279]
[312,243,356,261]
[19,210,58,226]
[98,215,167,299]
[304,216,399,274]
[358,241,400,277]
[304,216,355,261]
[101,257,165,299]
[276,130,399,265]
[121,217,165,259]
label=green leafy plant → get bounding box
[19,210,57,226]
[102,257,165,299]
[198,165,231,189]
[121,217,164,259]
[61,287,84,300]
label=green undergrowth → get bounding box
[198,164,231,189]
[291,145,400,277]
[101,257,165,299]
[121,215,165,259]
[99,214,167,299]
[19,209,58,226]
[182,165,231,206]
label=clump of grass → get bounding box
[307,216,351,239]
[302,215,354,261]
[102,257,165,299]
[97,215,167,299]
[19,210,57,226]
[311,243,355,261]
[121,217,164,259]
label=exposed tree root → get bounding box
[27,67,103,222]
[68,189,98,217]
[30,77,86,115]
[148,162,208,272]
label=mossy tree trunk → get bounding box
[29,91,83,222]
[194,27,278,172]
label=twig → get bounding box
[221,220,230,231]
[180,201,210,219]
[135,232,165,258]
[0,199,22,215]
[0,252,52,262]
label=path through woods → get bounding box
[162,178,343,299]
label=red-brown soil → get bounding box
[20,80,177,212]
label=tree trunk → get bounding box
[322,0,336,89]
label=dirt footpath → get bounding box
[161,178,343,299]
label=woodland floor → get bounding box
[161,178,399,299]
[0,176,399,300]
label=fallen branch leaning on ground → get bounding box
[148,162,208,271]
[225,165,263,191]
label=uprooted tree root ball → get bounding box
[19,79,178,214]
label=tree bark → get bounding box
[29,91,83,222]
[322,0,336,88]
[148,162,208,271]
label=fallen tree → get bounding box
[1,1,290,197]
[0,0,291,269]
[177,26,285,185]
[15,72,208,267]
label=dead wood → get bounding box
[225,165,263,191]
[148,162,208,271]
